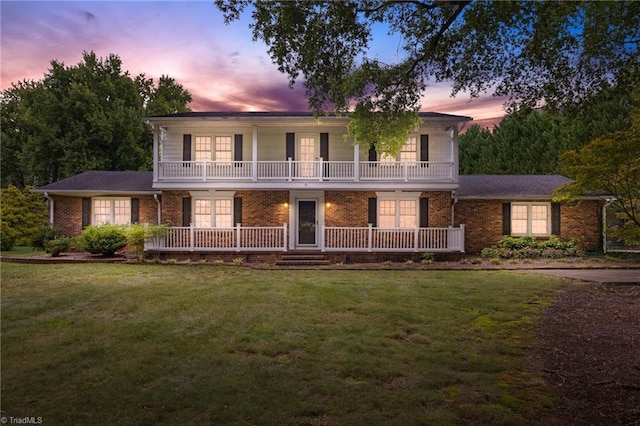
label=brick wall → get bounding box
[325,191,376,227]
[236,190,289,226]
[160,191,190,226]
[51,194,159,237]
[455,199,603,253]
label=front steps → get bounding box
[275,253,331,267]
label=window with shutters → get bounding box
[377,193,419,228]
[215,136,232,163]
[192,197,234,228]
[379,136,418,163]
[511,203,550,236]
[93,198,131,225]
[194,136,212,161]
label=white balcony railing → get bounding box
[144,224,465,253]
[157,159,454,182]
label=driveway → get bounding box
[525,269,640,284]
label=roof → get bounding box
[456,175,572,198]
[145,111,473,122]
[36,171,157,195]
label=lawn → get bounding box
[1,263,571,425]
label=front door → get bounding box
[297,200,317,246]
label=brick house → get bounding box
[36,112,606,260]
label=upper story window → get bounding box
[93,198,130,225]
[193,135,233,162]
[215,136,233,162]
[195,136,212,161]
[380,136,418,163]
[511,203,550,236]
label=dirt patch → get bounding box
[536,283,640,425]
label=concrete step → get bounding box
[275,253,331,266]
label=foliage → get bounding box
[0,51,191,187]
[75,224,128,257]
[0,185,48,250]
[482,236,582,259]
[31,225,65,251]
[44,238,72,257]
[123,224,167,261]
[216,1,639,145]
[555,108,640,245]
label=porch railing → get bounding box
[157,159,454,182]
[144,224,465,253]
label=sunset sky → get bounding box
[1,1,506,127]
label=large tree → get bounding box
[0,51,192,187]
[216,0,639,153]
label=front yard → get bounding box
[1,264,575,424]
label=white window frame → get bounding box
[194,136,212,161]
[193,134,234,163]
[379,135,418,163]
[214,135,233,163]
[190,191,235,228]
[511,202,551,236]
[376,192,420,229]
[92,198,131,225]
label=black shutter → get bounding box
[551,203,561,235]
[183,134,192,161]
[368,144,377,162]
[368,198,377,227]
[131,198,140,224]
[182,197,192,227]
[82,197,91,228]
[419,198,429,227]
[420,134,429,162]
[234,197,243,225]
[234,134,243,164]
[286,132,295,159]
[502,203,511,235]
[320,133,329,160]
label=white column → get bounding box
[152,125,159,182]
[354,143,360,181]
[252,125,258,181]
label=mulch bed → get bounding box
[536,283,640,425]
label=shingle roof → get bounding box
[145,111,473,121]
[37,171,156,193]
[457,175,572,198]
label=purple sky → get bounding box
[1,1,506,128]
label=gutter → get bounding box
[43,192,54,226]
[602,198,616,253]
[153,194,161,225]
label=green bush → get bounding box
[0,220,17,251]
[76,225,127,257]
[482,236,582,259]
[31,226,65,250]
[124,224,166,261]
[45,238,72,257]
[0,185,48,247]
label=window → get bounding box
[215,136,232,162]
[93,198,130,225]
[377,194,418,228]
[511,203,550,236]
[192,197,233,228]
[195,136,212,161]
[379,136,417,163]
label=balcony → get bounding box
[156,159,455,183]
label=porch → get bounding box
[144,224,465,253]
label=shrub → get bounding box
[481,235,583,259]
[76,225,127,257]
[31,226,65,250]
[123,224,166,261]
[45,238,72,257]
[0,221,17,251]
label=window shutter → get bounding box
[286,132,295,159]
[320,133,329,160]
[551,203,561,235]
[234,134,243,163]
[182,134,192,161]
[233,197,243,225]
[419,198,429,227]
[82,197,91,228]
[182,197,192,227]
[368,144,377,162]
[368,198,377,227]
[420,134,429,162]
[131,198,140,224]
[502,203,511,235]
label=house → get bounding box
[36,111,606,261]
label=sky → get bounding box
[1,1,506,128]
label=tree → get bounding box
[216,0,639,153]
[555,109,640,245]
[0,51,192,187]
[0,185,48,250]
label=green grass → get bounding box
[0,245,46,257]
[1,264,571,425]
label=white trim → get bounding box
[510,202,551,236]
[289,190,325,250]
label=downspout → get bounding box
[43,192,54,226]
[154,194,161,225]
[451,192,458,227]
[602,198,615,253]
